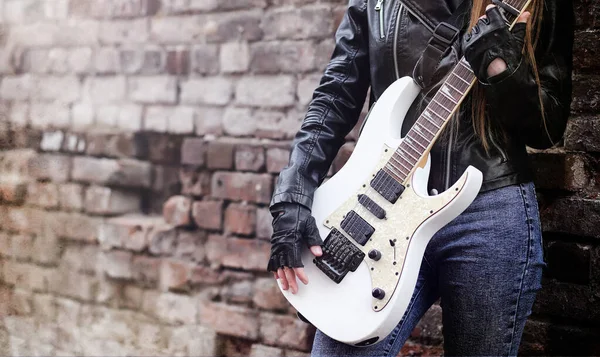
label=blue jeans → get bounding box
[311,182,546,356]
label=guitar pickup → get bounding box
[358,194,386,219]
[370,169,405,204]
[340,210,375,246]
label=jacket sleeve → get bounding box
[269,0,371,210]
[483,0,574,149]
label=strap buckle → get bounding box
[429,22,460,52]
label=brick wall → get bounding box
[0,0,598,356]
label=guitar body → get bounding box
[277,76,483,346]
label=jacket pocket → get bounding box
[374,0,386,39]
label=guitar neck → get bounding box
[381,0,532,184]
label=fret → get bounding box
[418,119,440,135]
[415,122,435,136]
[443,82,464,96]
[397,146,418,162]
[429,101,451,118]
[401,142,421,158]
[406,134,427,150]
[439,88,458,104]
[384,164,404,180]
[390,156,412,173]
[432,97,453,113]
[402,137,422,154]
[451,71,471,85]
[423,109,444,123]
[387,160,409,176]
[412,126,432,142]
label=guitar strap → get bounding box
[413,0,470,89]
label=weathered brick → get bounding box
[31,234,61,265]
[0,75,33,100]
[35,76,81,103]
[86,132,144,158]
[211,172,273,204]
[175,230,207,262]
[259,312,315,351]
[0,182,27,204]
[545,239,591,285]
[166,49,190,75]
[61,244,100,274]
[71,102,95,130]
[154,292,197,324]
[150,16,204,44]
[83,76,127,104]
[145,106,195,133]
[266,147,290,173]
[30,102,71,129]
[573,30,600,71]
[541,197,600,238]
[191,45,220,74]
[163,195,193,227]
[58,184,84,211]
[222,280,253,304]
[255,207,273,240]
[27,154,71,182]
[205,235,270,271]
[221,42,250,73]
[235,145,265,172]
[199,302,258,339]
[83,0,161,18]
[180,167,211,196]
[410,304,443,344]
[100,18,149,44]
[39,130,64,152]
[100,250,133,279]
[297,73,321,106]
[168,325,219,357]
[236,76,295,107]
[181,138,206,166]
[181,77,233,105]
[533,279,600,323]
[529,149,590,190]
[144,132,183,164]
[224,203,257,235]
[132,255,161,286]
[33,294,57,323]
[250,344,284,357]
[7,234,33,260]
[72,157,152,188]
[207,139,235,169]
[159,259,194,291]
[148,224,177,256]
[99,214,161,251]
[129,76,178,104]
[571,74,600,114]
[48,268,96,300]
[120,46,166,74]
[250,41,316,73]
[192,200,223,230]
[94,46,122,73]
[84,185,141,215]
[255,109,302,139]
[565,117,600,152]
[263,6,333,40]
[205,10,263,42]
[26,182,59,208]
[253,278,288,311]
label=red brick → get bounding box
[205,235,270,271]
[529,149,590,191]
[31,234,61,265]
[72,157,152,188]
[0,182,27,204]
[163,195,193,226]
[3,261,50,291]
[410,304,443,344]
[189,265,224,285]
[191,200,223,230]
[253,278,288,311]
[224,203,256,235]
[221,336,253,357]
[166,49,190,75]
[132,255,161,287]
[58,183,84,211]
[86,132,145,158]
[207,140,235,169]
[148,224,177,255]
[266,147,290,173]
[222,280,253,304]
[211,172,273,204]
[9,234,33,260]
[159,259,193,292]
[199,302,259,339]
[48,269,96,300]
[180,167,211,197]
[145,133,183,164]
[259,312,315,351]
[181,138,206,166]
[175,230,206,262]
[85,185,141,215]
[61,245,100,274]
[235,145,265,172]
[255,207,273,240]
[99,214,161,251]
[100,250,133,279]
[399,341,444,357]
[27,154,71,182]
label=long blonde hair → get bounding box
[468,0,546,151]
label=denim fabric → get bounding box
[311,182,546,357]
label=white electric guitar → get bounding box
[277,0,530,347]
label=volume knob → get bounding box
[368,249,382,261]
[372,288,385,300]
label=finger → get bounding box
[284,267,298,294]
[273,271,278,279]
[294,267,309,285]
[485,4,496,11]
[517,11,531,24]
[278,268,289,290]
[310,245,323,257]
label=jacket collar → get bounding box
[400,0,469,31]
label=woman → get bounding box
[266,0,573,355]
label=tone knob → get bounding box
[372,288,385,300]
[368,249,382,261]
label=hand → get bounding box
[463,5,531,83]
[266,202,323,294]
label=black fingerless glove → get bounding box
[266,202,323,272]
[463,6,527,84]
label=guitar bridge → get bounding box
[314,228,365,284]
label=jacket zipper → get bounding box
[489,133,508,163]
[393,4,404,79]
[375,0,385,39]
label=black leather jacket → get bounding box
[270,0,574,210]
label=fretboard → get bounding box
[381,0,531,184]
